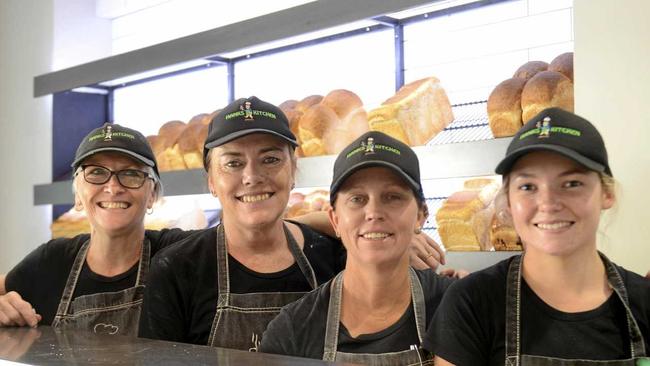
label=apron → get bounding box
[51,238,150,337]
[322,268,433,366]
[505,253,649,366]
[207,223,318,351]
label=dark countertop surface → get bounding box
[0,326,355,365]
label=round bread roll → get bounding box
[513,61,549,81]
[320,89,363,119]
[487,77,527,137]
[549,52,574,82]
[279,99,299,112]
[521,71,574,123]
[178,123,206,169]
[158,120,186,148]
[146,135,164,157]
[298,104,340,156]
[188,113,210,126]
[295,95,323,113]
[157,120,187,171]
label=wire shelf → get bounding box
[427,100,493,145]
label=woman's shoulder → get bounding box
[150,228,216,264]
[279,278,332,325]
[441,256,514,299]
[615,264,650,304]
[39,234,89,258]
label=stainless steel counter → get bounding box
[0,326,354,365]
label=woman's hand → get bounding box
[409,232,445,271]
[0,292,41,328]
[439,268,470,279]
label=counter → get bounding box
[0,326,355,365]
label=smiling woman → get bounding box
[426,108,650,365]
[0,124,196,335]
[259,131,455,365]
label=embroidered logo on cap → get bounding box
[518,116,582,140]
[362,137,375,155]
[241,101,254,121]
[538,117,551,139]
[104,125,113,141]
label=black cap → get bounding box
[203,96,297,168]
[495,107,612,176]
[330,131,424,204]
[72,123,159,177]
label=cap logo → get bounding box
[346,138,401,159]
[103,125,113,141]
[240,101,254,121]
[362,137,375,155]
[538,117,551,139]
[224,102,278,122]
[519,116,582,140]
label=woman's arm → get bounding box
[434,356,456,366]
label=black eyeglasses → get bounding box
[78,165,153,189]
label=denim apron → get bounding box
[51,238,150,336]
[207,223,318,351]
[505,254,649,366]
[322,268,433,366]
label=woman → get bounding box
[0,123,189,335]
[426,108,650,365]
[259,131,455,365]
[137,97,446,350]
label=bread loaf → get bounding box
[157,121,187,171]
[298,104,338,156]
[521,71,574,123]
[368,77,454,146]
[548,52,574,82]
[436,191,485,251]
[178,123,208,169]
[490,215,522,251]
[487,78,527,137]
[513,61,548,81]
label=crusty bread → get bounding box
[298,104,338,157]
[487,77,527,137]
[320,89,369,155]
[548,52,574,82]
[368,77,454,146]
[436,191,485,251]
[490,215,522,251]
[296,95,323,113]
[521,70,574,123]
[178,123,207,169]
[157,120,187,171]
[188,113,211,126]
[513,61,548,81]
[320,89,363,118]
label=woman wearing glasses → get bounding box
[0,123,190,335]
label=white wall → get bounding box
[574,0,650,275]
[0,0,54,273]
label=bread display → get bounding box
[513,60,548,81]
[285,189,330,219]
[283,90,369,157]
[51,198,208,238]
[487,52,574,137]
[436,178,520,251]
[487,78,527,137]
[156,120,188,171]
[367,77,454,146]
[178,122,208,169]
[548,52,574,82]
[521,70,574,123]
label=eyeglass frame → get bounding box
[75,164,155,189]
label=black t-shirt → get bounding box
[137,222,345,345]
[424,256,650,366]
[259,269,455,359]
[5,229,197,325]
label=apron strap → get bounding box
[409,267,427,344]
[215,224,230,303]
[323,272,344,362]
[504,254,523,366]
[134,238,151,286]
[283,223,318,290]
[600,252,647,358]
[52,239,91,325]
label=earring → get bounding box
[147,207,154,215]
[414,227,422,235]
[335,231,341,238]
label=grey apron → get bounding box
[207,223,318,351]
[505,253,649,366]
[51,238,150,337]
[322,268,433,366]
